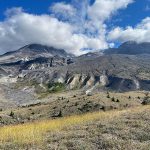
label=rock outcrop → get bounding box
[0,42,150,93]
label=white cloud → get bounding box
[4,7,23,17]
[87,0,133,32]
[88,0,133,22]
[50,2,76,19]
[0,0,134,55]
[0,8,108,55]
[108,17,150,43]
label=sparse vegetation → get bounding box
[47,82,65,93]
[31,111,35,115]
[106,91,110,98]
[0,90,144,126]
[142,92,150,105]
[0,109,123,146]
[9,111,14,118]
[0,106,150,149]
[116,99,120,102]
[111,97,115,102]
[107,94,110,98]
[73,95,76,98]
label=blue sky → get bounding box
[0,0,149,55]
[110,0,150,27]
[0,0,149,27]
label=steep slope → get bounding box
[0,42,150,96]
[19,54,150,92]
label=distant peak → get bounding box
[124,41,137,44]
[104,41,150,55]
[19,43,68,55]
[22,44,55,51]
[0,43,74,58]
[120,41,150,47]
[119,41,137,47]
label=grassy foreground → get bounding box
[0,109,125,144]
[0,105,150,149]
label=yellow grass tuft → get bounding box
[0,105,149,146]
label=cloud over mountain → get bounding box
[0,0,145,55]
[108,17,150,43]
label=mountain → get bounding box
[21,54,150,92]
[0,44,74,76]
[0,44,72,64]
[0,41,150,102]
[104,41,150,55]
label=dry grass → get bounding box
[0,105,149,149]
[0,108,129,145]
[46,105,150,150]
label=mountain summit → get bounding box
[0,44,72,64]
[18,44,71,57]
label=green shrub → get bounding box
[111,97,115,102]
[107,94,110,98]
[9,111,14,117]
[142,94,150,105]
[47,82,65,93]
[116,99,120,102]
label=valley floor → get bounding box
[0,105,150,150]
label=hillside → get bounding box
[0,105,150,150]
[0,1,149,150]
[0,90,144,125]
[0,42,149,108]
[19,54,150,93]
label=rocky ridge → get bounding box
[0,42,149,105]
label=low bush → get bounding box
[47,82,65,93]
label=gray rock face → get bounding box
[0,44,72,63]
[0,44,74,76]
[0,42,150,99]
